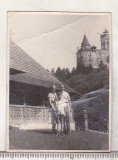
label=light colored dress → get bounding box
[57,100,66,116]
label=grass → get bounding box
[9,127,109,150]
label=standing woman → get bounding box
[56,93,66,135]
[48,85,58,135]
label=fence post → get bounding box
[23,103,27,122]
[83,109,89,131]
[43,104,45,121]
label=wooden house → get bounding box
[9,41,76,129]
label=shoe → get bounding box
[51,132,55,135]
[55,132,61,136]
[66,131,71,135]
[61,132,65,136]
[51,131,57,135]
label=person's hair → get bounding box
[57,92,61,96]
[50,84,56,90]
[60,85,64,89]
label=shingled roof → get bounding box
[10,41,77,93]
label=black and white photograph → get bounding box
[7,12,111,151]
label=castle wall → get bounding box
[77,50,99,68]
[89,51,98,68]
[77,50,109,68]
[96,50,109,67]
[77,51,91,67]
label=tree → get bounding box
[107,56,109,63]
[65,68,71,79]
[51,68,55,75]
[55,67,71,81]
[76,64,86,74]
[71,67,76,75]
[98,61,107,71]
[88,64,93,73]
[55,67,62,77]
[77,64,93,74]
[61,68,66,81]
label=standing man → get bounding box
[48,84,58,135]
[59,85,71,134]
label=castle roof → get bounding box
[81,35,91,47]
[103,29,108,34]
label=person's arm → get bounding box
[48,94,56,111]
[54,93,58,101]
[67,93,71,102]
[48,94,53,108]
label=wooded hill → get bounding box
[50,63,109,98]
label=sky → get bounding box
[8,12,111,71]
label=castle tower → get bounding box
[81,34,91,51]
[100,29,109,50]
[76,35,92,69]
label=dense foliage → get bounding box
[66,68,109,95]
[49,62,109,96]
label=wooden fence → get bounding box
[9,104,52,125]
[9,104,75,127]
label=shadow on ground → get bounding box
[27,130,52,135]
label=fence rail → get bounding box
[10,104,74,123]
[9,104,51,125]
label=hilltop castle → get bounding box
[76,29,109,69]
